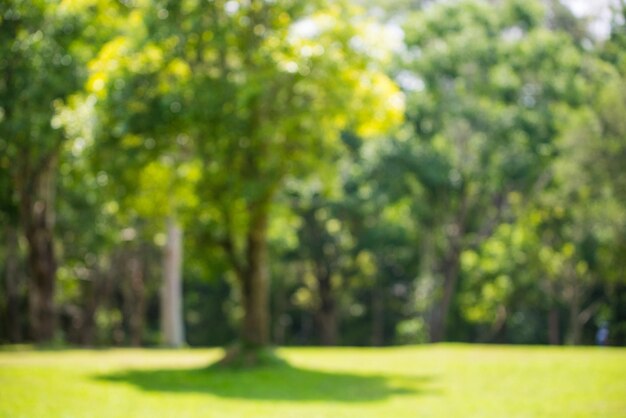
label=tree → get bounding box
[0,0,90,342]
[456,2,626,344]
[397,0,589,342]
[85,0,403,358]
[130,158,200,347]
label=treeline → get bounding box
[1,0,625,348]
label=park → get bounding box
[1,0,625,416]
[2,345,625,417]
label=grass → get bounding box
[0,344,624,418]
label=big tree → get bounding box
[86,0,402,358]
[0,0,97,342]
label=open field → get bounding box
[0,344,624,418]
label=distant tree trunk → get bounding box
[79,268,105,346]
[371,282,385,346]
[567,278,583,345]
[548,307,560,345]
[5,224,22,342]
[19,161,57,343]
[428,197,467,344]
[315,261,338,346]
[121,247,145,347]
[300,312,314,345]
[108,250,127,345]
[239,207,270,348]
[128,252,145,347]
[429,246,462,343]
[272,282,288,346]
[161,217,185,347]
[483,305,508,343]
[79,283,96,346]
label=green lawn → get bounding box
[0,344,624,418]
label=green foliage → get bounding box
[388,0,626,343]
[395,318,428,344]
[72,0,405,348]
[0,0,83,192]
[1,0,625,348]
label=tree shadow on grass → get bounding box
[96,362,436,402]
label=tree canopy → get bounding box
[1,0,624,350]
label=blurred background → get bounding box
[1,0,625,348]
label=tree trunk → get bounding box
[19,162,57,343]
[316,263,338,346]
[428,195,468,344]
[371,283,385,346]
[128,253,145,347]
[79,278,96,346]
[567,279,583,345]
[548,307,560,345]
[161,217,185,347]
[429,245,462,343]
[4,224,22,342]
[272,269,289,346]
[240,208,270,348]
[79,267,106,346]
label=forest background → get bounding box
[1,0,625,351]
